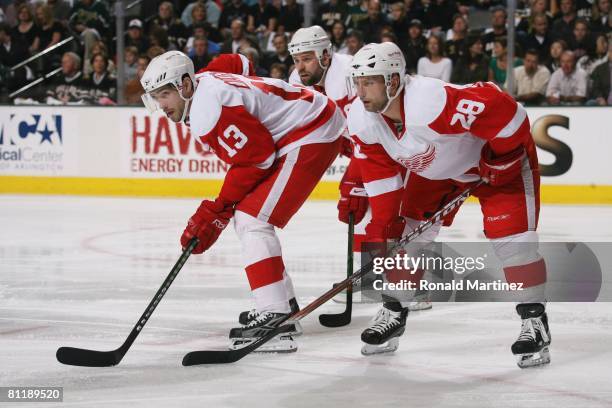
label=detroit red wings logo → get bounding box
[397,145,436,172]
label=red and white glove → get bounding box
[479,144,525,187]
[181,198,234,254]
[337,161,368,224]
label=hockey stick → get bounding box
[318,213,354,327]
[56,238,198,367]
[182,180,484,366]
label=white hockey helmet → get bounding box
[141,51,195,120]
[288,25,332,69]
[350,42,407,112]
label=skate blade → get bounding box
[408,301,432,311]
[229,335,298,353]
[516,347,551,368]
[361,337,400,356]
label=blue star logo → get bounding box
[38,124,54,144]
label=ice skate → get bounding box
[237,298,303,336]
[229,311,298,353]
[511,303,551,368]
[361,303,409,355]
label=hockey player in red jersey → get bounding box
[140,51,346,351]
[344,42,550,368]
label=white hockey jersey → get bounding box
[289,52,356,115]
[347,75,535,225]
[189,71,345,203]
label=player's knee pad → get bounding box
[490,230,540,266]
[403,218,442,243]
[490,231,546,291]
[234,210,281,262]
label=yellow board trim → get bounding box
[1,176,612,204]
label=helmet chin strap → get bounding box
[176,81,194,123]
[379,77,405,114]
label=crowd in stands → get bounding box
[0,0,610,106]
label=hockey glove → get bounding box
[337,162,368,225]
[479,144,525,187]
[181,198,234,254]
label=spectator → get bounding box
[124,46,138,81]
[347,0,369,29]
[482,6,507,56]
[2,0,29,27]
[401,18,426,73]
[189,2,208,29]
[46,0,71,23]
[146,45,165,59]
[278,0,303,33]
[221,19,250,54]
[445,14,468,63]
[388,2,410,44]
[517,0,553,35]
[125,54,149,105]
[345,29,364,56]
[86,40,115,76]
[12,4,40,55]
[381,30,399,45]
[355,0,389,43]
[219,0,250,30]
[46,51,88,104]
[424,0,458,32]
[35,4,64,51]
[126,19,149,54]
[185,23,221,55]
[507,48,551,105]
[68,0,111,71]
[264,32,291,73]
[190,35,212,70]
[547,39,568,71]
[85,52,115,104]
[330,20,349,54]
[148,1,189,50]
[577,33,608,74]
[241,46,267,76]
[568,18,591,58]
[405,0,426,23]
[0,22,29,93]
[269,62,287,80]
[591,0,611,35]
[521,13,553,63]
[181,1,221,29]
[247,0,279,34]
[489,37,523,86]
[149,26,170,51]
[550,0,577,43]
[451,35,490,84]
[316,0,349,32]
[546,50,587,104]
[588,41,611,105]
[418,34,452,81]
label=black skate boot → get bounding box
[237,298,302,336]
[361,302,409,355]
[512,303,551,368]
[229,311,297,353]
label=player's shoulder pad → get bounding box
[190,73,243,137]
[346,98,379,145]
[403,75,448,126]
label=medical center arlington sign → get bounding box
[0,108,77,176]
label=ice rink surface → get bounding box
[1,195,612,408]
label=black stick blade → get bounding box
[318,311,351,327]
[56,347,121,367]
[182,350,242,365]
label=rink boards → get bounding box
[0,105,611,204]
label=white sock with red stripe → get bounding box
[235,210,292,314]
